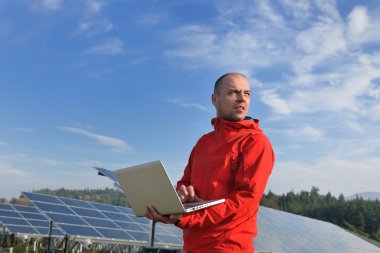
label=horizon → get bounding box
[1,0,380,199]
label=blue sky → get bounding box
[1,0,380,199]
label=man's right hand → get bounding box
[177,185,203,203]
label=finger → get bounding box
[178,185,189,202]
[145,207,154,220]
[187,186,196,202]
[149,205,161,218]
[169,214,183,220]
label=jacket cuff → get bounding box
[175,214,189,229]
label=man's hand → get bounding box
[144,205,182,224]
[177,185,203,203]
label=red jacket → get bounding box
[176,117,275,253]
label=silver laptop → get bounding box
[114,160,225,217]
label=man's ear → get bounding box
[211,93,217,106]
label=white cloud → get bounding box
[277,125,324,142]
[257,1,285,27]
[299,126,324,140]
[265,52,380,117]
[260,90,292,115]
[347,5,369,42]
[76,20,114,36]
[138,13,169,26]
[345,120,365,134]
[168,97,208,111]
[0,160,30,176]
[15,127,35,133]
[59,126,134,153]
[368,104,380,121]
[293,18,346,79]
[1,153,63,167]
[38,0,62,11]
[279,0,311,19]
[268,156,380,196]
[0,141,7,146]
[314,0,341,20]
[164,25,280,71]
[86,38,123,55]
[86,0,104,15]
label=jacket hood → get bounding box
[211,117,263,133]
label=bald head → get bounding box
[214,73,248,95]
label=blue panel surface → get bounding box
[0,204,14,210]
[33,202,75,215]
[83,217,118,228]
[21,212,47,220]
[114,221,146,232]
[101,211,130,222]
[117,206,134,215]
[58,224,102,238]
[71,207,105,219]
[0,210,22,218]
[156,234,182,245]
[0,217,29,226]
[60,198,94,209]
[6,225,38,234]
[27,220,49,227]
[155,223,183,246]
[34,227,64,236]
[46,213,87,226]
[96,228,134,240]
[90,202,120,213]
[12,205,38,213]
[22,192,62,204]
[127,231,149,242]
[128,216,150,225]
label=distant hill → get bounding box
[346,192,380,200]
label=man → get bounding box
[145,73,275,252]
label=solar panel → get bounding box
[155,223,183,246]
[255,206,380,253]
[22,192,182,247]
[0,203,64,237]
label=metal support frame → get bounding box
[46,220,53,253]
[149,221,157,247]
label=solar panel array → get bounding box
[2,193,379,252]
[22,192,183,247]
[0,203,63,237]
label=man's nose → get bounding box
[237,92,247,102]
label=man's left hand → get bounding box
[145,205,183,224]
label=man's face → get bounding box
[212,74,251,122]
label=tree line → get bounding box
[260,186,380,243]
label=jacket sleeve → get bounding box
[175,134,275,230]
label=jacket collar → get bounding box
[211,117,262,133]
